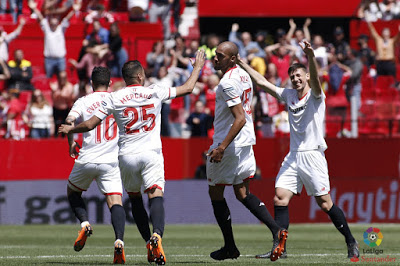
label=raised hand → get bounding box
[289,19,296,28]
[299,40,314,56]
[232,23,239,32]
[190,49,206,69]
[304,18,312,27]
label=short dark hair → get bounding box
[122,60,143,82]
[91,66,110,89]
[288,63,307,75]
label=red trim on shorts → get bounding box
[99,110,108,115]
[127,191,141,195]
[68,180,86,191]
[144,184,163,193]
[226,96,239,102]
[104,192,122,196]
[243,175,254,182]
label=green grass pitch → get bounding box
[0,224,399,265]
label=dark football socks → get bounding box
[68,192,88,223]
[241,193,280,236]
[130,196,151,242]
[212,199,236,249]
[274,205,289,230]
[149,196,165,237]
[110,204,126,241]
[327,204,356,244]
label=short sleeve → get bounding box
[95,95,113,120]
[68,99,83,119]
[220,80,241,107]
[275,87,288,103]
[155,84,177,102]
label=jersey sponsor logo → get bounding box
[288,104,307,114]
[86,101,101,114]
[120,93,153,104]
[222,87,234,93]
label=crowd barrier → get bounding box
[0,138,399,224]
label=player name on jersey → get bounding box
[119,92,153,104]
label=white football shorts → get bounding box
[118,149,165,194]
[68,161,123,195]
[207,145,256,186]
[275,150,330,196]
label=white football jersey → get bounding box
[212,65,256,148]
[275,87,327,152]
[95,84,176,155]
[68,92,119,164]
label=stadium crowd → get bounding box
[0,0,399,140]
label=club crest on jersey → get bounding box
[289,104,307,114]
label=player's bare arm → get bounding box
[59,115,102,135]
[175,49,206,97]
[207,103,246,163]
[237,58,280,99]
[65,115,81,158]
[28,0,44,21]
[299,40,322,97]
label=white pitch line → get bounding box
[1,254,400,259]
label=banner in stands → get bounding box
[1,179,400,225]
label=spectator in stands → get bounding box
[5,88,25,140]
[86,20,109,45]
[108,22,128,77]
[186,100,212,137]
[344,48,364,111]
[29,0,81,78]
[0,0,22,23]
[366,21,400,79]
[23,89,54,138]
[332,26,349,62]
[146,41,168,77]
[255,30,268,50]
[229,23,266,62]
[50,71,76,136]
[149,0,173,40]
[357,0,382,22]
[379,0,399,21]
[285,18,311,64]
[357,34,375,68]
[128,0,149,21]
[200,34,219,60]
[85,3,114,24]
[42,0,74,16]
[265,43,296,84]
[326,50,352,94]
[204,73,218,117]
[0,58,10,81]
[0,18,25,62]
[7,49,33,91]
[312,34,329,68]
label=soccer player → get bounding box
[64,67,126,264]
[59,50,206,265]
[207,41,288,262]
[237,40,359,259]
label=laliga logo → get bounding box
[363,227,383,247]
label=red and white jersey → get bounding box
[275,87,327,152]
[95,84,176,155]
[212,65,256,148]
[68,92,119,164]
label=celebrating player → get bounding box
[63,67,126,264]
[207,41,288,262]
[59,49,206,265]
[237,40,359,259]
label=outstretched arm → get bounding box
[299,40,322,97]
[237,58,280,99]
[207,103,246,163]
[64,1,81,22]
[303,18,312,42]
[28,0,44,22]
[393,24,400,43]
[58,115,102,135]
[366,21,379,40]
[175,49,206,97]
[285,19,296,43]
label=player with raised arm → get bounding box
[238,40,359,259]
[59,50,206,265]
[64,67,126,264]
[207,41,288,262]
